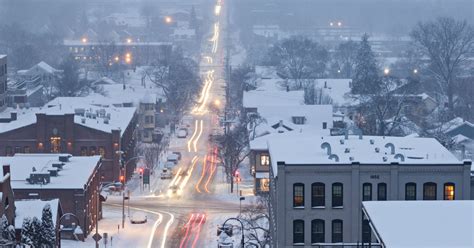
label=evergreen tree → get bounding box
[352,33,380,94]
[21,217,34,246]
[31,217,42,247]
[5,225,15,242]
[189,6,198,30]
[0,214,7,240]
[41,204,56,246]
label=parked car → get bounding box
[160,168,172,179]
[167,153,179,164]
[177,128,188,138]
[130,212,147,224]
[172,151,182,160]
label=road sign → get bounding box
[103,233,108,245]
[92,233,102,242]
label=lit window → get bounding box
[444,183,455,200]
[24,146,30,153]
[50,136,61,153]
[293,183,305,208]
[260,154,270,166]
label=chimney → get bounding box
[3,165,10,176]
[324,81,327,88]
[286,85,290,92]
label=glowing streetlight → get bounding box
[114,56,119,62]
[126,38,132,44]
[383,68,390,75]
[81,37,88,43]
[337,69,341,74]
[125,57,131,64]
[215,5,222,16]
[330,22,334,27]
[413,69,418,74]
[214,99,221,107]
[337,21,342,27]
[165,16,172,24]
[125,53,131,58]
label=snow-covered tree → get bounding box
[41,203,56,246]
[352,33,380,94]
[5,225,15,242]
[31,217,42,247]
[0,214,8,240]
[21,217,34,246]
[333,40,359,78]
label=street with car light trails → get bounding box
[105,0,242,247]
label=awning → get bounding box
[255,172,269,179]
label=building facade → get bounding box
[268,135,471,247]
[0,102,137,183]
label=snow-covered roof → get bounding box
[243,90,304,109]
[0,55,6,59]
[311,79,352,106]
[63,40,172,47]
[173,28,196,36]
[1,154,101,190]
[363,201,474,248]
[269,134,462,176]
[253,105,333,137]
[0,97,136,136]
[15,199,60,229]
[18,61,61,76]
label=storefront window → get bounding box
[50,136,61,153]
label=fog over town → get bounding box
[0,0,472,247]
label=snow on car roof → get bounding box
[363,201,474,248]
[268,134,463,176]
[1,154,101,189]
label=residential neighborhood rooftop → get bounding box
[362,201,474,248]
[1,154,101,189]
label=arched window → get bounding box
[405,183,416,200]
[311,219,325,243]
[312,183,325,207]
[293,219,305,244]
[332,183,343,207]
[423,182,437,200]
[293,183,305,208]
[377,183,387,201]
[444,183,455,200]
[332,219,343,243]
[362,183,372,201]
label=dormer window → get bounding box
[292,116,306,125]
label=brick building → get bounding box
[0,165,15,225]
[0,97,137,183]
[0,55,7,112]
[1,154,101,236]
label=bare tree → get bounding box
[333,40,359,78]
[214,124,249,193]
[146,50,200,124]
[268,36,328,90]
[454,77,474,122]
[355,76,409,135]
[56,55,90,97]
[90,41,121,78]
[240,196,270,247]
[410,17,474,113]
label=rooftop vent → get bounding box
[81,118,86,124]
[382,156,388,162]
[328,154,339,162]
[375,147,380,153]
[104,118,109,124]
[384,143,395,155]
[349,156,354,161]
[26,172,50,185]
[370,139,375,145]
[321,142,332,155]
[52,162,64,170]
[48,169,59,177]
[340,139,345,145]
[74,108,85,116]
[394,153,405,162]
[59,155,71,163]
[344,148,350,153]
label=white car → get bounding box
[160,168,172,179]
[130,212,147,224]
[177,128,188,138]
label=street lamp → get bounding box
[81,37,88,43]
[383,68,390,75]
[413,68,418,74]
[126,38,132,44]
[165,16,172,24]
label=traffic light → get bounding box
[119,175,125,183]
[139,168,144,174]
[234,170,239,177]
